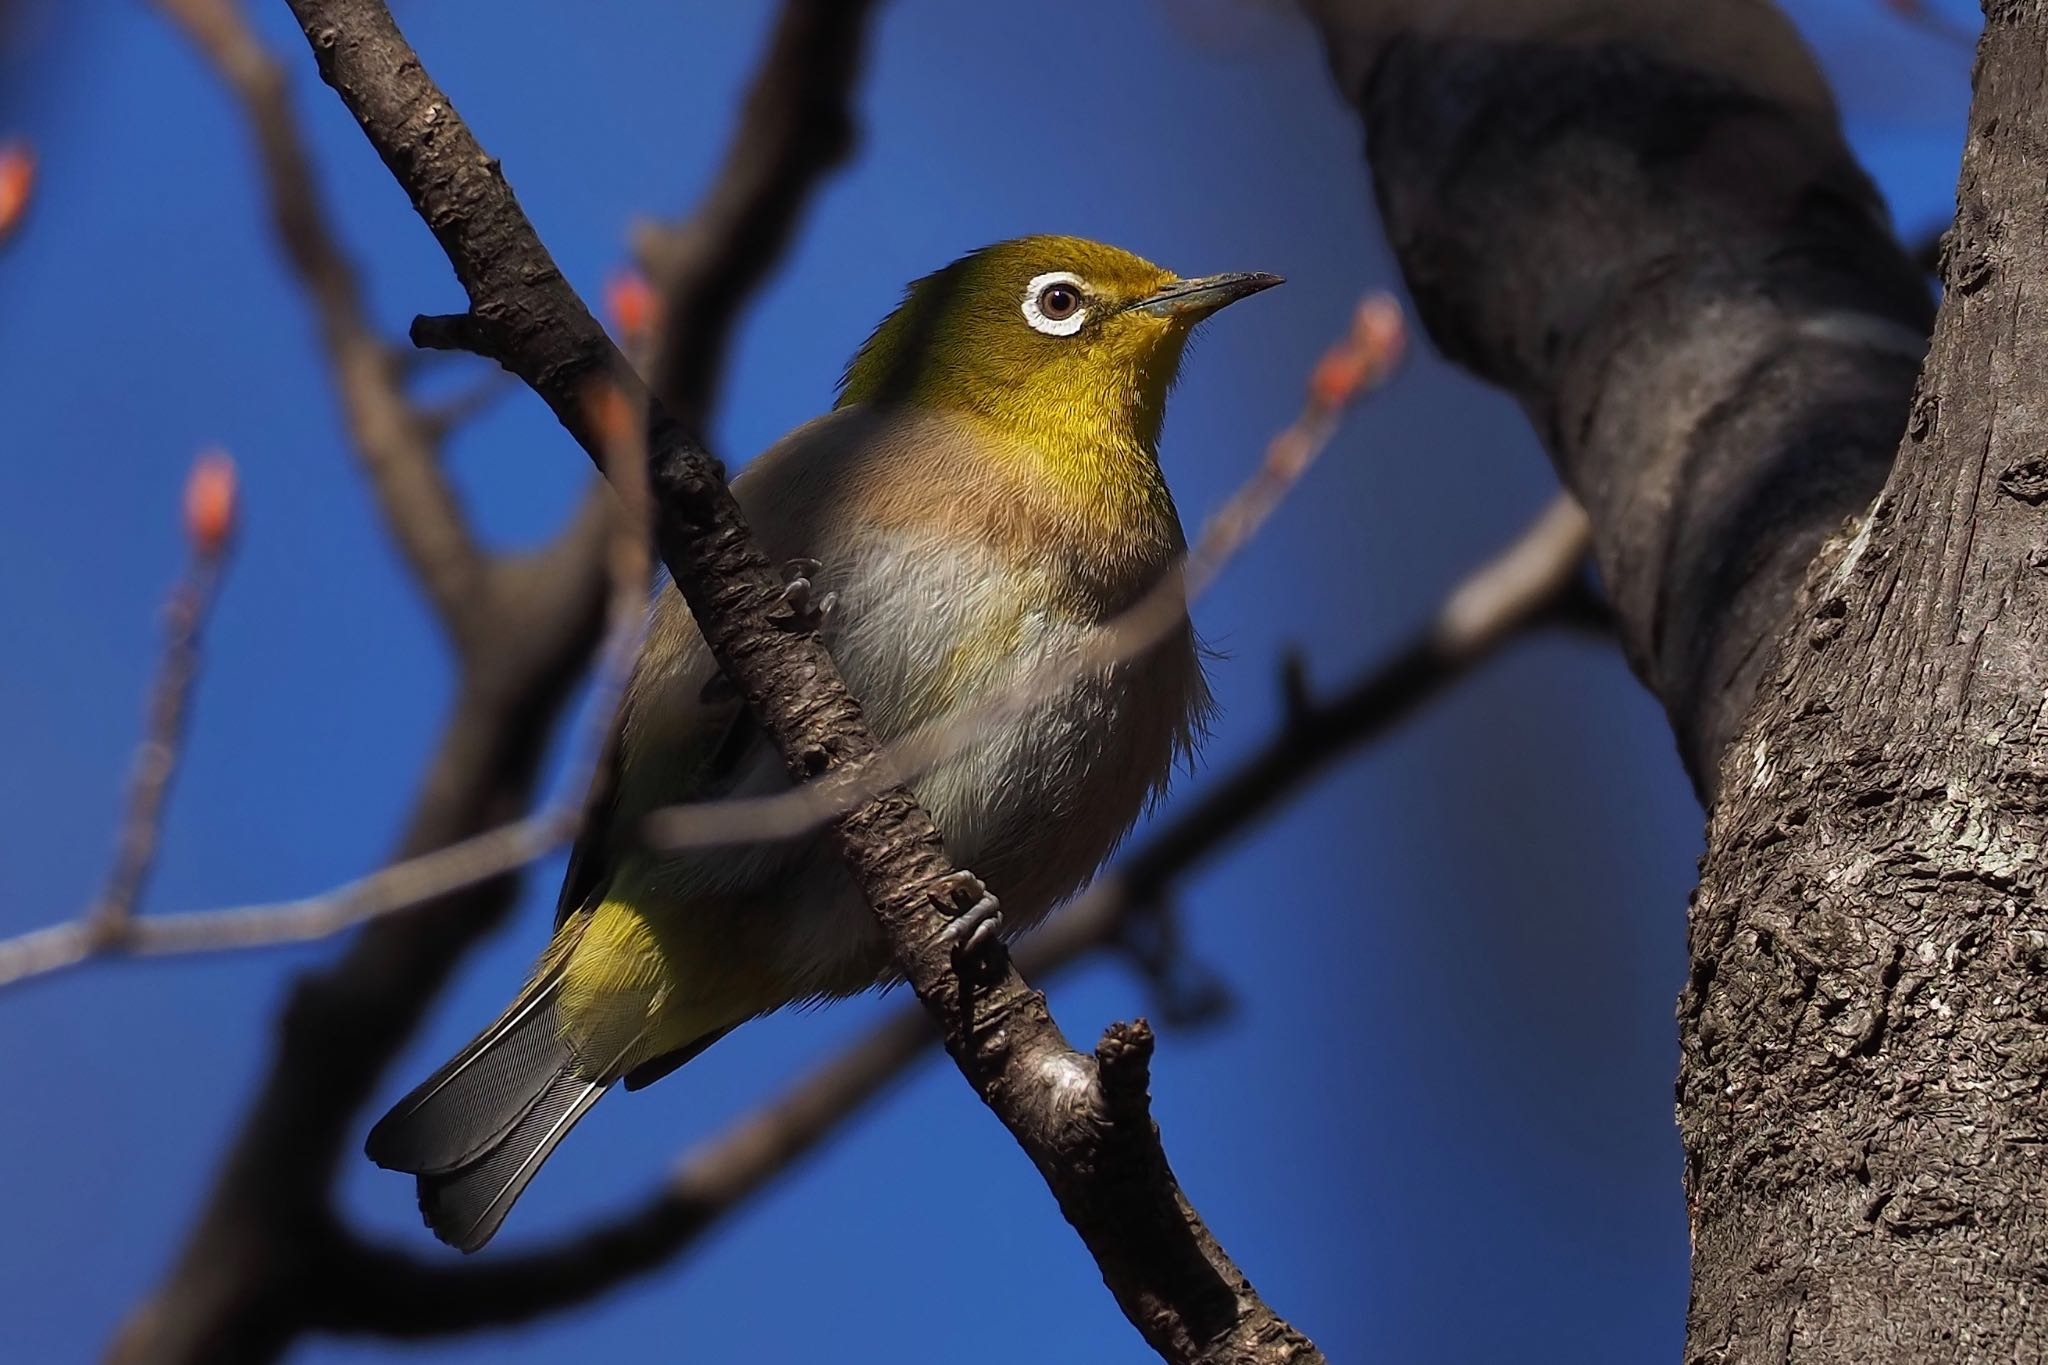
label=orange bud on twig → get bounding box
[184,449,238,557]
[0,140,36,245]
[1308,293,1405,411]
[605,268,659,347]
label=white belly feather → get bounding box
[751,525,1203,996]
[613,405,1209,1005]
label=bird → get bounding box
[364,235,1281,1251]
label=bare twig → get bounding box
[0,810,570,988]
[297,495,1593,1337]
[88,535,223,941]
[153,0,489,637]
[1103,493,1592,915]
[0,403,650,992]
[0,455,238,986]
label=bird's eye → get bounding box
[1021,271,1089,336]
[1038,283,1080,319]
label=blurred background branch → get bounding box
[635,0,881,437]
[0,453,240,987]
[100,0,867,1359]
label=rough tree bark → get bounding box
[1310,0,1933,792]
[1682,6,2048,1355]
[1310,0,2048,1358]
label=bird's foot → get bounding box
[932,870,1005,969]
[769,557,836,632]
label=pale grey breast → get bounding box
[621,405,1210,1001]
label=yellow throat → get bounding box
[836,234,1280,532]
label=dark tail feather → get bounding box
[416,1066,612,1252]
[366,975,574,1177]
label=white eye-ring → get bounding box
[1021,271,1089,336]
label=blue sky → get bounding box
[0,1,1974,1360]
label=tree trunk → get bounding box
[1310,0,2048,1356]
[1681,4,2048,1355]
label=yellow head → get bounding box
[836,235,1279,460]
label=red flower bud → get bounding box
[1308,294,1405,410]
[605,268,659,345]
[184,449,238,556]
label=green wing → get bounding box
[551,598,764,930]
[552,414,845,930]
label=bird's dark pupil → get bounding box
[1043,286,1076,317]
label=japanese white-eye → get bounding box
[366,235,1280,1250]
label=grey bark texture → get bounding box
[1308,0,1932,792]
[1682,3,2048,1355]
[1310,0,2048,1358]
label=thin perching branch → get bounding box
[302,492,1594,1338]
[280,2,1331,1355]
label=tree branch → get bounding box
[296,495,1593,1337]
[154,0,490,639]
[1306,0,1931,794]
[279,2,1325,1357]
[1299,2,2048,1360]
[1675,6,2048,1356]
[1108,493,1591,914]
[79,453,234,953]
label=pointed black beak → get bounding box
[1126,271,1284,321]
